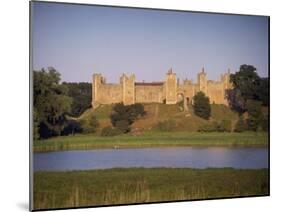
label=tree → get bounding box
[228,64,269,113]
[245,99,263,131]
[230,65,260,100]
[63,82,92,117]
[110,102,146,133]
[33,67,72,138]
[62,119,82,136]
[33,108,40,140]
[256,78,269,106]
[193,91,211,120]
[225,89,246,114]
[115,120,130,133]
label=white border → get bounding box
[1,0,280,212]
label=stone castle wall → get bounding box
[135,83,164,103]
[92,68,232,108]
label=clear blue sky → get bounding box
[32,2,269,83]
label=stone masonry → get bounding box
[92,68,232,108]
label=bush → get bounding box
[101,126,122,136]
[110,102,146,133]
[193,91,211,120]
[198,120,232,132]
[115,120,130,133]
[157,119,176,131]
[131,103,146,117]
[81,115,99,133]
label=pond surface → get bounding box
[33,147,268,171]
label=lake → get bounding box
[33,147,268,171]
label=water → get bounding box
[33,147,268,171]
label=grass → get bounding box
[33,167,269,210]
[78,103,240,132]
[33,131,268,152]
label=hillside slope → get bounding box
[79,103,239,133]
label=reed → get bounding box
[34,132,268,152]
[33,167,269,210]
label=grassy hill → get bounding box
[79,103,239,133]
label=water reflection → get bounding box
[34,147,268,171]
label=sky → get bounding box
[32,2,269,83]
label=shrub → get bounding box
[101,126,122,136]
[81,115,99,133]
[131,103,146,117]
[198,120,231,132]
[110,102,146,133]
[115,120,130,133]
[193,91,211,120]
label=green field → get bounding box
[34,131,268,152]
[33,167,269,210]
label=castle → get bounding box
[92,68,232,108]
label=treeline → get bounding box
[33,68,92,139]
[192,64,269,132]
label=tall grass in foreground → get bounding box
[34,132,268,152]
[33,168,269,210]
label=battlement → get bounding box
[92,68,232,108]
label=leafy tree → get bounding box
[110,103,146,133]
[256,78,269,106]
[234,116,247,132]
[63,82,92,117]
[33,68,72,138]
[228,64,269,113]
[230,65,261,100]
[193,91,211,120]
[130,103,146,117]
[115,120,130,133]
[245,100,263,131]
[61,119,82,136]
[33,108,40,140]
[225,89,246,114]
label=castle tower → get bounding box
[165,68,177,104]
[221,68,232,90]
[198,67,207,94]
[121,73,135,105]
[92,73,103,108]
